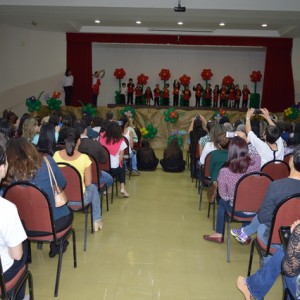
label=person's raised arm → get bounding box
[188,117,195,133]
[259,108,275,126]
[245,108,255,134]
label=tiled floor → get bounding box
[28,153,282,299]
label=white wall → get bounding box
[0,24,66,115]
[92,43,265,106]
[292,38,300,103]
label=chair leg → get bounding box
[72,230,77,268]
[247,240,255,276]
[28,271,34,300]
[227,222,230,263]
[84,210,88,251]
[54,242,64,297]
[105,186,109,211]
[199,184,203,210]
[212,201,216,230]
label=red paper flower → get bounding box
[179,74,191,86]
[201,69,213,81]
[222,75,234,86]
[137,73,149,85]
[52,91,61,99]
[219,108,226,117]
[250,71,262,83]
[114,68,126,80]
[159,69,171,81]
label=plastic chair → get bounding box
[198,151,213,210]
[224,172,273,262]
[57,162,92,252]
[248,193,300,276]
[283,153,292,165]
[3,181,76,297]
[83,153,109,212]
[260,159,290,180]
[0,255,34,300]
[98,145,118,204]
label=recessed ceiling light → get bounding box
[262,24,268,27]
[219,22,225,26]
[136,20,142,24]
[178,21,183,25]
[95,20,100,24]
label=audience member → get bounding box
[137,140,159,171]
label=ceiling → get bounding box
[1,0,300,38]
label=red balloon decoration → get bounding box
[114,68,126,80]
[159,69,171,81]
[137,73,149,85]
[222,75,234,86]
[52,91,61,99]
[201,69,213,81]
[179,74,191,86]
[250,71,262,83]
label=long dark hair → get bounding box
[225,136,251,173]
[64,128,80,156]
[37,123,57,155]
[103,121,123,145]
[164,138,182,160]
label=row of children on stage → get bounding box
[120,78,251,108]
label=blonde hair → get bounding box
[22,118,38,141]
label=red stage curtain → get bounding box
[66,33,294,111]
[67,40,92,106]
[263,46,295,112]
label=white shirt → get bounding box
[110,140,127,168]
[121,86,127,95]
[0,197,27,272]
[62,75,74,87]
[199,142,217,165]
[247,131,284,166]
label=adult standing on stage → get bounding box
[92,69,105,106]
[62,68,74,106]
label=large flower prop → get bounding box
[137,73,149,86]
[46,91,62,111]
[120,106,136,118]
[26,91,43,113]
[79,101,97,118]
[114,68,126,80]
[140,124,158,139]
[164,107,179,124]
[250,70,262,94]
[201,69,213,86]
[212,108,229,120]
[179,74,191,86]
[284,105,299,120]
[222,75,234,86]
[159,69,171,82]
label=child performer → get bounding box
[163,84,170,106]
[173,80,181,106]
[153,84,161,106]
[92,69,105,106]
[134,84,142,105]
[127,78,135,105]
[212,84,219,107]
[242,84,250,108]
[228,83,235,108]
[120,82,126,104]
[203,83,212,107]
[234,84,241,109]
[182,86,192,107]
[144,86,153,106]
[193,83,202,107]
[220,84,228,108]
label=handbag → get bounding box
[44,157,68,207]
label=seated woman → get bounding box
[0,144,28,300]
[22,117,41,145]
[99,121,129,197]
[4,137,73,257]
[53,128,103,231]
[160,138,185,172]
[137,140,159,171]
[203,135,261,243]
[237,220,300,300]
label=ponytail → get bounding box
[64,128,80,156]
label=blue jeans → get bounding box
[216,199,255,235]
[243,214,260,236]
[246,246,297,300]
[99,171,113,188]
[69,184,101,222]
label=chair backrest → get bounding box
[283,153,292,165]
[203,151,213,180]
[56,162,84,209]
[3,181,56,239]
[195,144,200,159]
[260,159,290,180]
[232,172,273,213]
[123,137,130,157]
[82,153,100,190]
[267,194,300,251]
[98,145,111,173]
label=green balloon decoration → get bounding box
[163,107,178,124]
[26,91,43,113]
[142,124,158,139]
[120,106,136,118]
[46,92,62,111]
[115,90,121,104]
[79,101,97,118]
